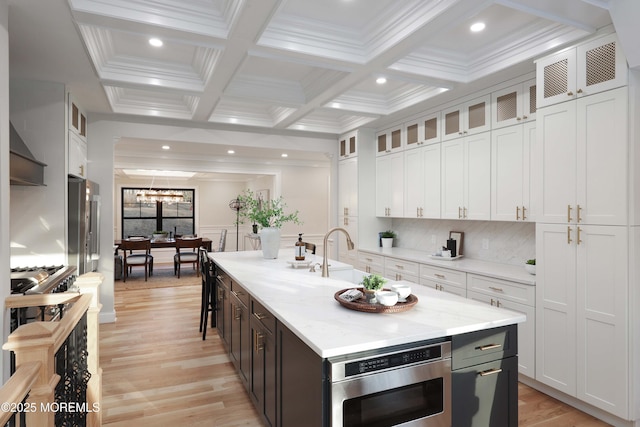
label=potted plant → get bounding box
[360,274,387,303]
[380,230,396,248]
[525,258,536,275]
[236,189,301,259]
[152,230,168,241]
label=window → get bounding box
[121,187,195,238]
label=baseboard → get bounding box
[99,309,116,324]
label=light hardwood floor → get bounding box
[100,275,611,426]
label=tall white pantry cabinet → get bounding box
[534,31,639,423]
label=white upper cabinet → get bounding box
[491,80,537,129]
[68,93,87,178]
[376,126,404,156]
[68,93,87,141]
[339,131,357,159]
[404,143,441,219]
[441,94,491,142]
[491,122,536,221]
[536,33,627,109]
[441,132,491,220]
[404,111,441,150]
[338,157,358,217]
[536,87,628,225]
[375,151,404,217]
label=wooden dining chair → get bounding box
[174,237,202,278]
[120,238,153,282]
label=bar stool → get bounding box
[199,247,216,339]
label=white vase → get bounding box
[259,227,281,259]
[381,237,393,248]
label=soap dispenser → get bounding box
[295,233,305,260]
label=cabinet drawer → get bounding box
[358,252,385,274]
[420,277,466,297]
[385,257,419,281]
[420,264,466,288]
[251,298,276,333]
[452,324,517,370]
[231,282,250,307]
[215,266,231,287]
[467,274,534,306]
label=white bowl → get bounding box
[525,264,536,275]
[391,284,411,301]
[376,291,398,306]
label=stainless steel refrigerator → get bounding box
[68,177,101,274]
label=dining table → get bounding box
[114,237,212,252]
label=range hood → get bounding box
[10,122,47,186]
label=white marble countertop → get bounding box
[209,250,526,358]
[359,246,536,285]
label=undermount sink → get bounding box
[325,268,368,285]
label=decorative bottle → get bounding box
[295,233,305,260]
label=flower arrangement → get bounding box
[236,189,301,229]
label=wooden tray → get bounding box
[334,288,418,313]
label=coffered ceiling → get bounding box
[10,0,615,137]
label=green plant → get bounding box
[381,230,396,238]
[360,274,387,291]
[153,230,168,234]
[236,189,302,229]
[526,259,536,265]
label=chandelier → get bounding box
[136,189,184,204]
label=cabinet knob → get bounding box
[516,206,520,220]
[567,226,573,244]
[567,205,573,223]
[567,91,574,96]
[577,88,583,94]
[522,206,527,221]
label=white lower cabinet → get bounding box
[536,223,628,418]
[384,257,418,283]
[357,252,384,276]
[337,215,357,265]
[466,274,536,378]
[418,264,466,297]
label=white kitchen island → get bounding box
[209,250,525,358]
[209,250,524,427]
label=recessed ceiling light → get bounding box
[376,77,387,84]
[149,38,163,47]
[227,150,235,154]
[161,145,170,150]
[470,22,485,32]
[281,153,288,158]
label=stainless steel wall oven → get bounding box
[328,340,451,427]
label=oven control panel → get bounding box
[330,341,452,381]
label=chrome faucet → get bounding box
[321,227,355,277]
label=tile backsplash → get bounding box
[390,219,535,266]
